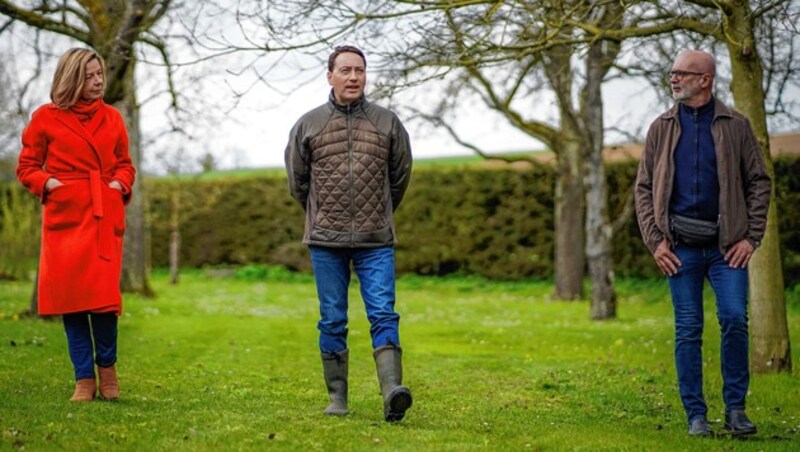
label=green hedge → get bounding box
[148,175,308,271]
[3,158,798,282]
[774,157,800,284]
[146,156,800,283]
[0,184,41,280]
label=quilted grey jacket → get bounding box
[285,93,412,248]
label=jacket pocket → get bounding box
[104,185,126,236]
[43,184,84,231]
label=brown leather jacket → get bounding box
[635,98,771,253]
[285,93,412,248]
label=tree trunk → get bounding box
[749,203,790,371]
[725,4,791,372]
[583,53,616,319]
[116,64,154,296]
[23,268,53,321]
[0,0,160,298]
[553,137,585,300]
[169,184,180,285]
[169,230,180,284]
[582,11,621,320]
[584,146,616,319]
[545,38,586,301]
[26,267,39,317]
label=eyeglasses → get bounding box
[668,70,706,80]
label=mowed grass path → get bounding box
[1,271,799,451]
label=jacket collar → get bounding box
[328,89,367,113]
[661,96,735,121]
[49,102,107,163]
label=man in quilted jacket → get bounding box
[285,45,413,422]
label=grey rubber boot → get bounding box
[374,345,413,422]
[321,349,349,415]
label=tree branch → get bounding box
[685,0,733,14]
[411,108,533,164]
[750,0,787,19]
[569,15,722,41]
[0,0,90,43]
[611,185,636,235]
[444,9,559,147]
[139,35,178,108]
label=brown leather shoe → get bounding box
[70,378,96,402]
[97,365,120,400]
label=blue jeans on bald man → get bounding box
[310,246,400,354]
[667,243,749,424]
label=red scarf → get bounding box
[70,99,104,124]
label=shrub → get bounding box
[4,156,798,283]
[0,184,40,280]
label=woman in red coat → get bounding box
[17,48,136,402]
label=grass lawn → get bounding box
[1,271,799,451]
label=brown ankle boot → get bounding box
[97,365,120,400]
[70,378,96,402]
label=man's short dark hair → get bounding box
[328,45,366,72]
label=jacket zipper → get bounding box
[665,118,678,245]
[347,104,355,246]
[713,115,725,248]
[693,108,699,217]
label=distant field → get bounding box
[74,131,800,182]
[152,166,286,181]
[147,151,546,180]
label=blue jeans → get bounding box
[63,312,118,380]
[309,246,400,354]
[667,244,749,423]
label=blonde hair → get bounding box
[50,48,106,109]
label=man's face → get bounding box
[327,52,366,106]
[669,54,709,104]
[80,58,105,102]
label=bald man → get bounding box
[635,50,771,437]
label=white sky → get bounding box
[135,50,661,173]
[1,15,797,175]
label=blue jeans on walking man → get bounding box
[310,246,400,354]
[667,244,750,424]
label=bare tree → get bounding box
[150,147,198,285]
[197,1,642,313]
[223,1,611,301]
[582,4,623,319]
[0,27,50,315]
[0,27,43,182]
[0,0,183,297]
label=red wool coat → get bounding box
[17,101,136,316]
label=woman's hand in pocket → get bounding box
[45,178,63,192]
[108,180,123,192]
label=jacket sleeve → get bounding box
[635,122,665,254]
[284,119,311,209]
[16,109,52,202]
[740,118,771,248]
[110,112,136,204]
[388,115,412,211]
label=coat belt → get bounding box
[52,170,114,261]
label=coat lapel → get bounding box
[86,106,107,137]
[53,107,104,164]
